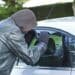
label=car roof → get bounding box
[37,16,75,36]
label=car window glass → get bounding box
[16,27,75,68]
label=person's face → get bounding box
[11,9,37,33]
[12,9,37,33]
[19,21,37,33]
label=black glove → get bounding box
[24,29,36,46]
[39,31,49,44]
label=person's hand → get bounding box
[39,31,49,45]
[24,29,36,46]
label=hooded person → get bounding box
[0,9,49,75]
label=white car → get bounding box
[11,16,75,75]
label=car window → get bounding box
[34,27,75,68]
[16,27,75,68]
[68,37,75,67]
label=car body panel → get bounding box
[72,69,75,75]
[11,62,71,75]
[37,16,75,36]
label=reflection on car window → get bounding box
[35,31,64,67]
[17,28,75,68]
[68,37,75,67]
[35,30,75,68]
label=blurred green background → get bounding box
[0,0,73,21]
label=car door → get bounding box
[11,27,74,75]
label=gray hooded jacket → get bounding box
[0,17,46,75]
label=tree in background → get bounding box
[72,0,75,16]
[0,0,29,20]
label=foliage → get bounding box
[16,0,29,5]
[0,0,29,20]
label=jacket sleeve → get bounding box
[6,31,47,65]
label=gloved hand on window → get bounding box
[39,31,49,45]
[24,29,37,46]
